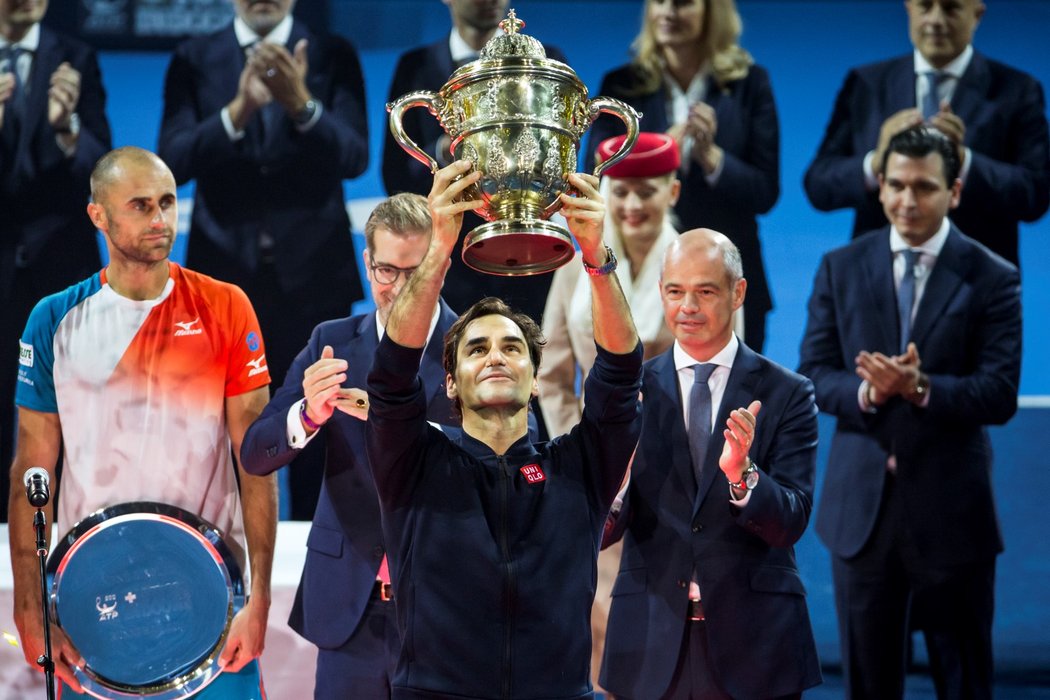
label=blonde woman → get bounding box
[586,0,778,352]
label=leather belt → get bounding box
[372,580,394,602]
[687,599,706,621]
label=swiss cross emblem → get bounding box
[519,463,546,484]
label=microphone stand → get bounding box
[33,508,57,700]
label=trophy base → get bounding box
[462,219,575,276]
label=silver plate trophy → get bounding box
[388,9,640,276]
[46,502,244,698]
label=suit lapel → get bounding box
[950,52,990,140]
[12,30,58,169]
[693,343,761,516]
[649,352,696,508]
[861,230,899,353]
[886,57,918,114]
[910,227,967,350]
[434,39,457,78]
[351,313,380,384]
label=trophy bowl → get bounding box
[46,502,244,699]
[388,10,640,276]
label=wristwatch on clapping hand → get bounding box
[292,98,318,127]
[728,459,759,492]
[906,372,930,404]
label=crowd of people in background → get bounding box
[3,0,1047,698]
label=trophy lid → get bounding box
[479,9,546,61]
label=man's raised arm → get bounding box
[561,173,639,355]
[385,160,482,348]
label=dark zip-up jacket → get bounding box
[367,335,642,699]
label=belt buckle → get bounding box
[688,599,705,621]
[377,581,394,602]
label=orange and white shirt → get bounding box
[16,263,270,567]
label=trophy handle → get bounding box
[387,90,444,173]
[587,97,641,177]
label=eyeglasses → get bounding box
[369,262,418,285]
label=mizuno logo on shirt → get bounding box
[174,318,204,336]
[246,355,268,377]
[19,341,34,367]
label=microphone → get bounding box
[23,467,50,508]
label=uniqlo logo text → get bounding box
[520,463,546,484]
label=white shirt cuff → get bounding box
[704,151,725,186]
[221,106,246,141]
[679,135,695,176]
[958,146,972,185]
[287,398,320,449]
[729,484,753,506]
[863,150,880,190]
[858,380,877,414]
[609,472,631,514]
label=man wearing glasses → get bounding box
[240,193,459,698]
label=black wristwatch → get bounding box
[728,460,759,492]
[292,98,319,127]
[906,372,930,404]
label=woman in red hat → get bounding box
[585,0,778,353]
[538,131,682,694]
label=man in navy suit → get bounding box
[1,0,111,515]
[804,0,1049,266]
[159,0,369,519]
[799,126,1022,700]
[381,0,566,324]
[240,193,456,699]
[601,228,821,700]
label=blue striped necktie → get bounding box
[921,71,944,119]
[688,363,717,481]
[898,249,921,353]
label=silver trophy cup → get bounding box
[388,10,640,275]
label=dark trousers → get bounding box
[832,474,996,700]
[660,621,801,700]
[313,596,398,699]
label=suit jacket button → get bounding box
[373,546,384,558]
[677,580,687,588]
[692,524,702,533]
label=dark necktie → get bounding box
[921,71,944,119]
[1,46,26,146]
[242,42,282,150]
[688,363,717,482]
[897,249,921,352]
